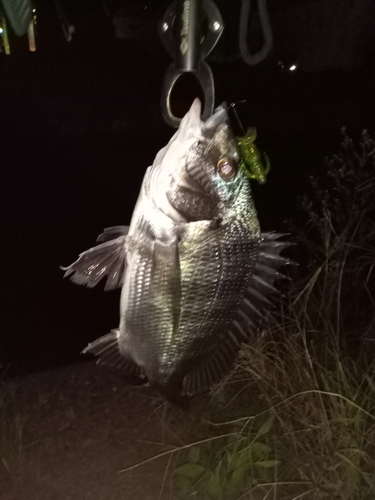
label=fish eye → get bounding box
[217,157,237,181]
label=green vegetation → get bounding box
[173,415,279,499]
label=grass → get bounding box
[0,382,34,481]
[230,331,375,499]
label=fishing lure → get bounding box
[237,127,270,184]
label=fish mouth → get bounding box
[178,98,229,143]
[166,100,231,221]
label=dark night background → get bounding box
[1,0,375,377]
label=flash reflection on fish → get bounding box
[62,99,290,408]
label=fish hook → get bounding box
[158,0,224,128]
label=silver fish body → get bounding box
[63,100,289,406]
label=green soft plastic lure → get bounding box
[237,127,270,184]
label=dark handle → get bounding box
[159,0,224,127]
[173,0,202,71]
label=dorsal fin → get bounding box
[182,232,292,396]
[234,232,292,328]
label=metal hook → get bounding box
[214,100,247,137]
[159,0,224,128]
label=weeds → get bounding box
[289,128,375,351]
[0,383,27,475]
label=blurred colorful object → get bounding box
[1,0,31,36]
[238,128,270,184]
[0,15,10,54]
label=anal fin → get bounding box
[182,333,242,397]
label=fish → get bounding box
[62,99,290,407]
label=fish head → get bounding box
[149,99,251,223]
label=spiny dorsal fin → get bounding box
[232,232,293,331]
[182,233,293,397]
[233,233,293,335]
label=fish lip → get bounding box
[148,99,236,223]
[201,104,228,140]
[178,98,229,142]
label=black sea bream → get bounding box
[63,99,289,407]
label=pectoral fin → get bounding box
[62,227,128,290]
[96,226,129,242]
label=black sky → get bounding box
[1,0,375,377]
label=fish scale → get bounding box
[62,99,291,407]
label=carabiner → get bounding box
[159,0,224,128]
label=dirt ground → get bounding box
[0,362,248,500]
